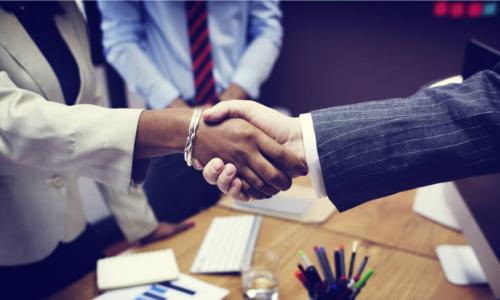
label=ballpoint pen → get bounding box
[299,250,322,287]
[348,241,358,280]
[314,246,336,287]
[354,256,369,282]
[349,269,374,300]
[339,242,346,281]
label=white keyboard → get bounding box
[190,215,262,274]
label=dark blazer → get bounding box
[312,62,500,211]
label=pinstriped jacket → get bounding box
[312,63,500,211]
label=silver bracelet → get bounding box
[184,108,203,167]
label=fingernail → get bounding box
[193,160,202,169]
[224,167,235,177]
[213,161,223,172]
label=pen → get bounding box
[298,263,312,286]
[298,250,322,286]
[298,263,307,277]
[348,241,359,280]
[349,269,374,300]
[294,269,309,290]
[313,246,327,280]
[339,242,346,280]
[319,246,336,286]
[314,246,335,288]
[299,249,312,266]
[354,256,369,282]
[334,249,342,283]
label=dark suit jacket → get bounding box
[312,62,500,211]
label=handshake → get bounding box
[191,100,308,201]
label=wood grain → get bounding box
[49,180,494,300]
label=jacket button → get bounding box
[49,175,65,189]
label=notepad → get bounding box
[97,249,180,290]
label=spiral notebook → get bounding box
[97,249,180,290]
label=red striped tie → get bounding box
[186,0,217,105]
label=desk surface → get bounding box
[49,179,494,300]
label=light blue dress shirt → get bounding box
[98,1,283,109]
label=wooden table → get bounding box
[50,179,494,300]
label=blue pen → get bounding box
[318,246,336,286]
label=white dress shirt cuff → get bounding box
[300,113,327,198]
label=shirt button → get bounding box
[49,175,65,189]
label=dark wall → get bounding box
[260,1,500,115]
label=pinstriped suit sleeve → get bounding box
[311,64,500,211]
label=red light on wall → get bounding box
[468,2,483,18]
[450,2,465,18]
[434,1,448,17]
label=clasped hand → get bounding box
[192,100,307,200]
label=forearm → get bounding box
[313,69,500,211]
[134,108,192,158]
[232,38,280,99]
[98,0,179,107]
[0,72,142,191]
[232,0,283,98]
[105,43,180,108]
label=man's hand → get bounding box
[219,83,248,101]
[139,221,195,245]
[135,105,304,198]
[193,117,307,199]
[200,100,307,200]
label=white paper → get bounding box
[97,249,179,290]
[94,274,229,300]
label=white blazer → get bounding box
[0,2,158,265]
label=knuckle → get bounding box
[202,169,217,185]
[279,175,292,191]
[234,147,247,159]
[239,125,255,140]
[268,171,283,185]
[272,144,286,161]
[276,145,287,161]
[254,179,265,190]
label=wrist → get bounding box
[135,108,193,158]
[288,117,307,169]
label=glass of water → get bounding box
[242,249,279,300]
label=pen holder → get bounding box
[295,243,373,300]
[308,280,357,300]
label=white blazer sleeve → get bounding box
[95,182,158,242]
[0,71,141,192]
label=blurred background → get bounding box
[81,0,500,244]
[261,1,500,114]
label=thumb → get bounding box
[203,100,252,123]
[256,131,309,179]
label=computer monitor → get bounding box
[448,40,500,298]
[452,175,500,298]
[462,39,500,79]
